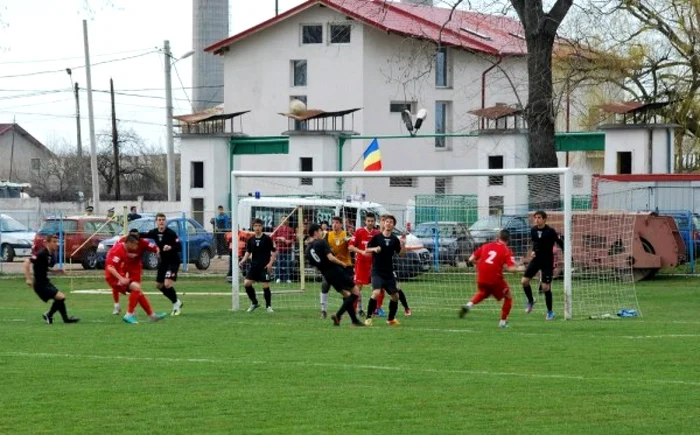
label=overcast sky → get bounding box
[0,0,307,151]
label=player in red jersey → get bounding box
[110,229,159,315]
[459,229,525,328]
[105,235,166,324]
[348,212,379,317]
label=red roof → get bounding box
[206,0,526,56]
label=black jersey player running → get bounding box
[522,210,564,320]
[364,214,407,326]
[141,213,183,316]
[24,234,80,324]
[306,223,364,327]
[239,218,277,313]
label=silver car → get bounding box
[0,214,36,262]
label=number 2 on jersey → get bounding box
[484,250,497,264]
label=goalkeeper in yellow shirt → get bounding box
[320,216,355,318]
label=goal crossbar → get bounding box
[230,168,574,319]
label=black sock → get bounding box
[321,279,330,294]
[54,299,69,321]
[161,287,177,303]
[398,289,409,310]
[545,290,553,312]
[338,294,359,323]
[263,288,272,308]
[48,299,61,317]
[245,285,258,304]
[366,298,377,318]
[388,300,399,321]
[523,285,534,304]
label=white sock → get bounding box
[320,292,328,311]
[466,302,474,308]
[114,303,120,308]
[126,311,134,317]
[499,319,507,326]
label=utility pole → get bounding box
[110,78,121,200]
[164,40,176,202]
[74,82,83,157]
[275,0,279,15]
[83,19,100,213]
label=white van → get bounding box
[236,196,431,279]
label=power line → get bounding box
[0,47,158,65]
[0,51,157,79]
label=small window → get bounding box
[330,24,351,43]
[573,174,584,188]
[292,60,307,87]
[389,177,417,188]
[191,200,205,227]
[300,157,313,186]
[489,196,504,216]
[435,47,449,87]
[31,158,40,171]
[488,155,504,186]
[435,177,452,195]
[435,101,450,148]
[390,102,415,113]
[617,152,632,174]
[302,25,323,44]
[191,161,204,188]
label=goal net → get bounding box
[229,169,640,320]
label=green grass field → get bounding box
[1,273,698,434]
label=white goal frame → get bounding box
[230,168,573,319]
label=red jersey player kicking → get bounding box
[105,234,167,324]
[111,229,159,315]
[459,229,525,328]
[348,212,380,317]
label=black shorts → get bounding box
[156,262,180,283]
[34,283,58,303]
[322,268,355,293]
[524,259,554,284]
[246,266,271,283]
[371,274,399,295]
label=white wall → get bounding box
[476,133,529,217]
[603,126,675,175]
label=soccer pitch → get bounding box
[1,274,698,434]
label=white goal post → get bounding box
[230,168,574,318]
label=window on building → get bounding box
[488,155,504,186]
[300,157,313,185]
[435,47,449,87]
[330,24,351,43]
[191,198,205,226]
[390,102,415,113]
[290,95,307,130]
[435,101,450,148]
[617,151,632,174]
[302,25,323,44]
[435,177,452,195]
[292,60,307,86]
[191,161,204,188]
[31,158,40,171]
[389,177,417,188]
[489,196,504,216]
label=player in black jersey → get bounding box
[141,213,183,316]
[23,234,80,324]
[364,215,406,326]
[239,218,277,313]
[522,210,564,320]
[306,223,363,326]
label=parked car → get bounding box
[0,214,36,262]
[34,216,122,269]
[469,215,531,257]
[657,211,700,258]
[96,217,215,270]
[412,221,475,266]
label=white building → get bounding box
[181,0,596,226]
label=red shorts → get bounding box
[477,280,510,301]
[127,266,143,283]
[354,262,372,286]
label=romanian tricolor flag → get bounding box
[363,139,382,171]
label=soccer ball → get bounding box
[289,99,307,115]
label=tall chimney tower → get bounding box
[192,0,229,112]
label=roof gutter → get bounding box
[481,55,503,129]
